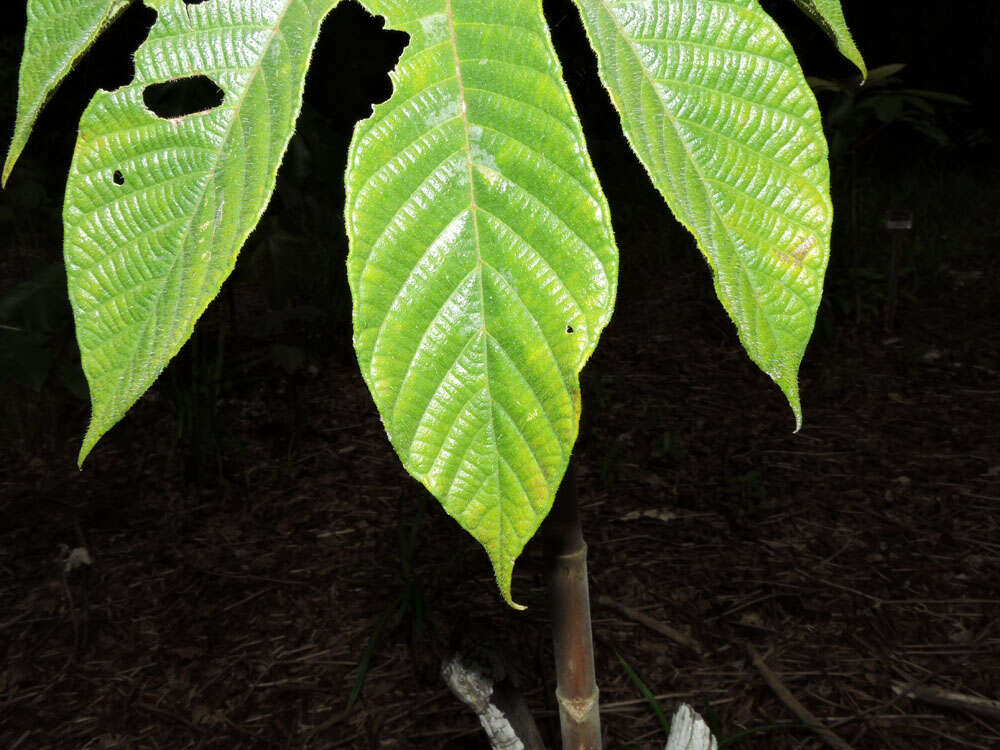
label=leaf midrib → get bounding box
[442,0,501,531]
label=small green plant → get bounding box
[0,263,87,452]
[5,0,865,746]
[160,314,229,481]
[809,63,969,159]
[809,64,969,335]
[347,492,429,711]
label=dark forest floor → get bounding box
[2,235,999,750]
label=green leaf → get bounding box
[64,0,338,463]
[865,63,906,85]
[571,0,834,427]
[788,0,866,77]
[347,0,618,605]
[3,0,133,186]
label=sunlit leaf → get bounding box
[347,0,618,605]
[572,0,833,426]
[3,0,132,186]
[788,0,866,77]
[64,0,338,463]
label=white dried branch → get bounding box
[441,654,525,750]
[665,704,718,750]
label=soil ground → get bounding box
[2,226,998,750]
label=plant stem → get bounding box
[543,462,601,749]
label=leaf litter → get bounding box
[1,242,998,749]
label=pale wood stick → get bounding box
[665,704,718,750]
[892,681,1000,721]
[442,653,547,750]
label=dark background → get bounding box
[1,2,998,748]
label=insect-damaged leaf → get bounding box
[63,0,337,462]
[3,0,132,186]
[346,0,618,605]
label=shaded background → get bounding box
[1,1,998,748]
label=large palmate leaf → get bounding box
[789,0,866,77]
[64,0,337,462]
[3,0,132,186]
[347,0,618,604]
[572,0,833,426]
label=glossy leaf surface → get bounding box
[789,0,866,77]
[64,0,336,462]
[3,0,132,186]
[572,0,833,425]
[347,0,618,604]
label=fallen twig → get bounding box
[892,681,1000,721]
[442,653,546,750]
[748,645,855,750]
[597,595,703,653]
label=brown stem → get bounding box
[543,463,601,750]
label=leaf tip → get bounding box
[1,154,15,188]
[492,556,526,611]
[77,430,99,468]
[77,407,111,468]
[854,56,868,83]
[772,363,803,433]
[3,125,31,187]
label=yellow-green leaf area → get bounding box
[347,0,618,605]
[572,0,834,426]
[3,0,132,186]
[789,0,866,77]
[65,0,337,463]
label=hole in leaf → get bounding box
[112,170,125,185]
[182,0,208,4]
[566,325,574,334]
[73,3,156,93]
[143,75,224,119]
[312,2,409,122]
